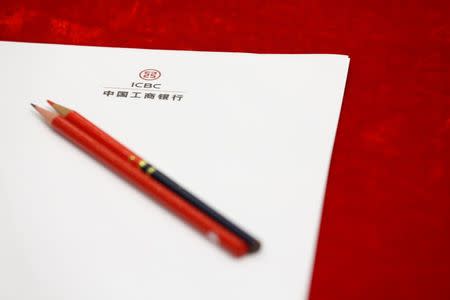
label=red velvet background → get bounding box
[1,1,449,299]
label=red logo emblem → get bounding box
[139,69,161,81]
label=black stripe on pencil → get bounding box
[139,161,261,252]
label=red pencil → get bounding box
[46,100,261,253]
[32,104,249,256]
[47,100,144,168]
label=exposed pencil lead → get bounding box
[47,100,71,116]
[31,103,58,124]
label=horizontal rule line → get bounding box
[103,87,185,93]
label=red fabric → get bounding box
[1,1,449,299]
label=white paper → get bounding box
[0,41,349,300]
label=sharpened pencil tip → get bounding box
[31,103,58,123]
[47,100,71,116]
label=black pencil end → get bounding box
[248,240,261,253]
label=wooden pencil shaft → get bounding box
[50,103,261,252]
[150,167,261,252]
[137,159,260,252]
[46,114,249,256]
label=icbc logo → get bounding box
[139,69,161,81]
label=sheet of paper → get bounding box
[0,41,349,300]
